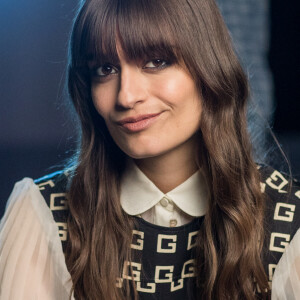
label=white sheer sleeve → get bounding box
[272,228,300,300]
[0,178,74,300]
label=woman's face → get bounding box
[91,47,202,159]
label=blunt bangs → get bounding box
[71,0,181,69]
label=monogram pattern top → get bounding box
[0,165,299,299]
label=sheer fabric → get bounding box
[271,228,300,300]
[0,179,73,299]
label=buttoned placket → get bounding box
[158,196,178,227]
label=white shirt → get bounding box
[120,160,208,227]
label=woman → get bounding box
[0,0,299,299]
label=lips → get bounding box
[116,113,162,132]
[117,113,161,125]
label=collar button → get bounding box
[169,219,178,227]
[160,197,169,207]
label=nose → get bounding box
[116,65,146,110]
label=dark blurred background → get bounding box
[0,0,299,217]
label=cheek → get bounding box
[91,83,117,118]
[164,76,202,130]
[150,71,199,108]
[151,77,182,103]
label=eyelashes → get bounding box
[93,64,118,77]
[90,59,172,81]
[142,59,169,69]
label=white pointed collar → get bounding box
[120,160,208,217]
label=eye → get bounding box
[143,59,168,69]
[93,64,118,77]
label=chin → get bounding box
[121,144,166,160]
[124,150,160,160]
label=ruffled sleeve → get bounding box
[272,228,300,300]
[0,178,74,299]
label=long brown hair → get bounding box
[67,0,270,299]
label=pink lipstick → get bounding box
[117,113,162,132]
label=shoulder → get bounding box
[257,165,300,285]
[34,170,70,250]
[259,164,300,198]
[2,170,70,234]
[0,174,73,297]
[258,164,300,232]
[34,170,69,211]
[34,170,69,194]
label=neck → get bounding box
[134,137,199,193]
